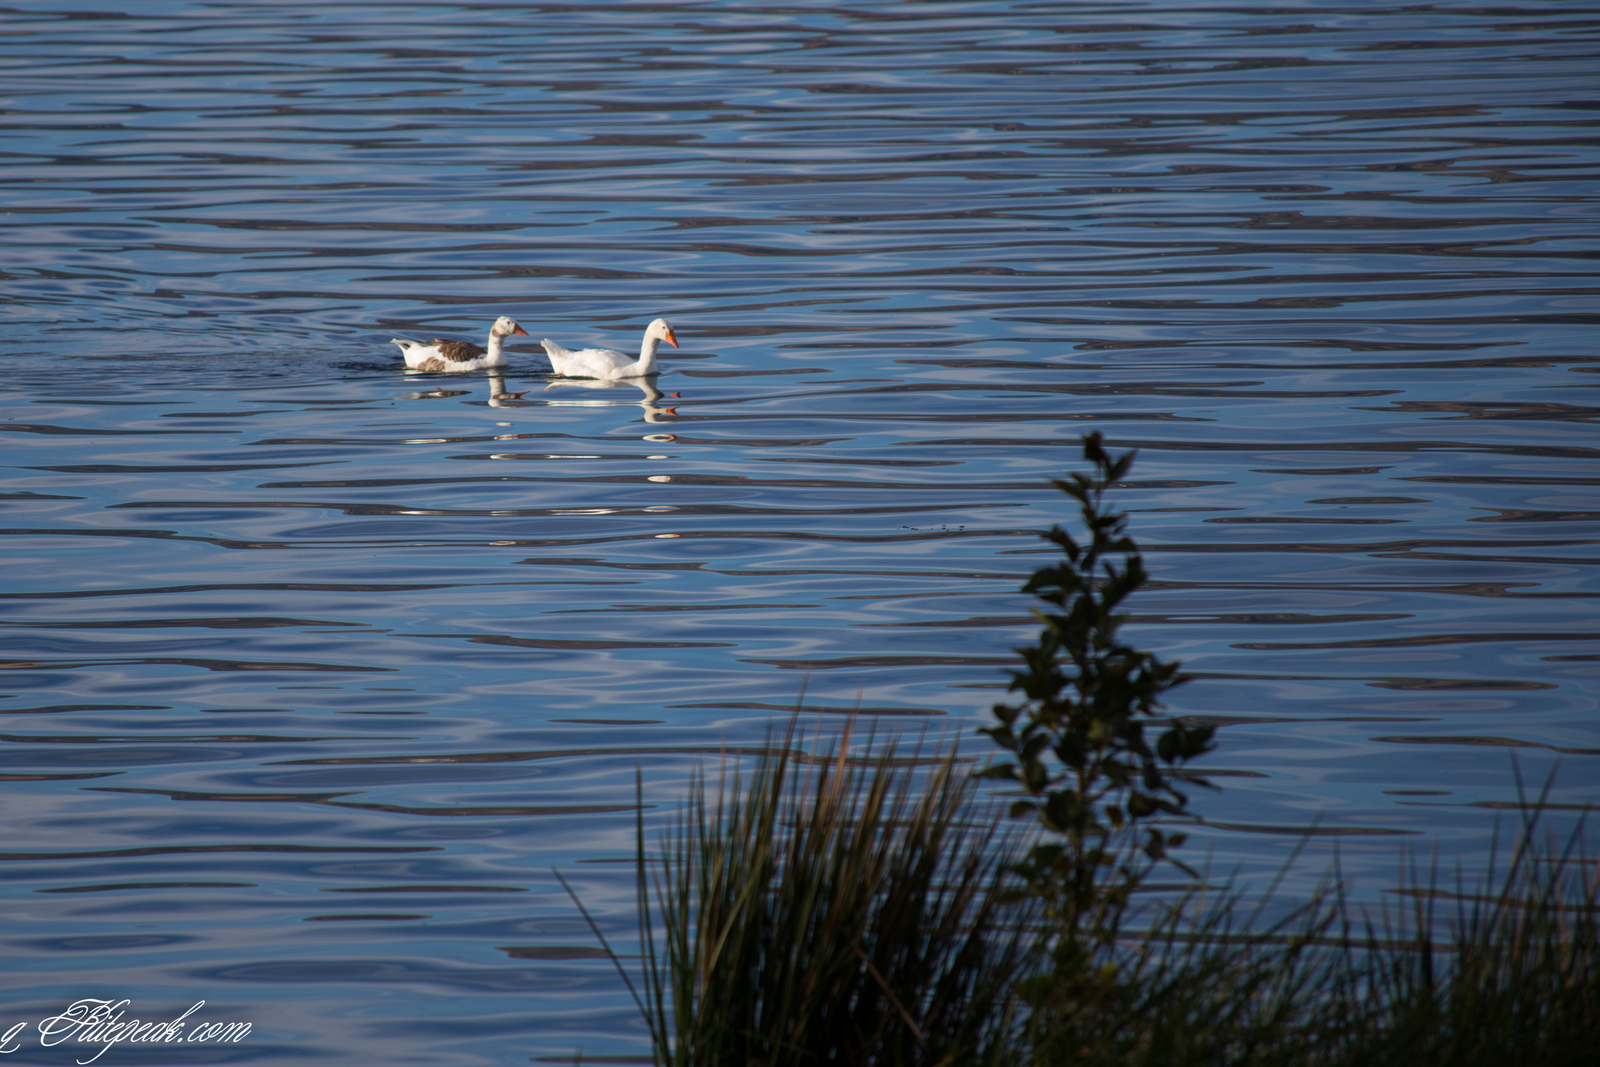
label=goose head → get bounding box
[491,316,530,338]
[647,318,679,348]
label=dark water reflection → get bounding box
[2,1,1597,1062]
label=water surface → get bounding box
[2,1,1597,1063]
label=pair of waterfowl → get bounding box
[391,317,678,379]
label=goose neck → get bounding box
[636,334,663,372]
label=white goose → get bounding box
[392,316,528,372]
[540,318,678,379]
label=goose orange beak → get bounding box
[665,328,679,348]
[512,324,529,337]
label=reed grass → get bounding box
[569,724,1036,1067]
[1331,807,1600,1067]
[1006,776,1600,1067]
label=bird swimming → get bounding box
[540,318,678,379]
[392,316,528,372]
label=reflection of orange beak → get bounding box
[512,324,529,337]
[664,328,679,348]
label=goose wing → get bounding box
[434,339,486,363]
[545,344,633,377]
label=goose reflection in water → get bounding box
[399,387,470,400]
[542,375,680,423]
[399,377,529,406]
[486,373,529,408]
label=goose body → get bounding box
[541,318,678,379]
[393,316,528,372]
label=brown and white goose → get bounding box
[392,316,528,372]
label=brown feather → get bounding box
[433,339,486,362]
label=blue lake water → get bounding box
[1,1,1597,1062]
